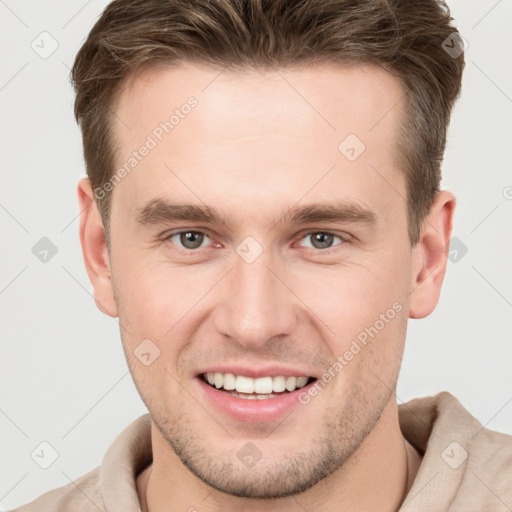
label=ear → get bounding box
[409,190,456,319]
[78,178,118,317]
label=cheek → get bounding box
[114,264,189,402]
[304,256,410,369]
[301,257,408,324]
[322,300,407,402]
[113,253,210,334]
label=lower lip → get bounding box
[196,377,314,423]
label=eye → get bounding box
[166,230,212,250]
[298,231,345,251]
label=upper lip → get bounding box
[195,364,317,379]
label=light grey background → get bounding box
[1,0,511,509]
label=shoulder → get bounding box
[12,466,105,512]
[11,413,151,512]
[456,415,512,509]
[400,391,512,510]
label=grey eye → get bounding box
[299,232,342,250]
[169,231,208,250]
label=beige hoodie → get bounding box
[11,392,512,511]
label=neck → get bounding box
[138,398,422,512]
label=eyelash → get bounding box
[162,229,349,253]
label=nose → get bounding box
[212,248,299,348]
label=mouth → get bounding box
[195,366,320,422]
[200,372,317,400]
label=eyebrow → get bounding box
[135,198,376,228]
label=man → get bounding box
[13,0,512,510]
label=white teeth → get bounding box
[296,376,308,388]
[285,376,297,391]
[256,393,275,400]
[254,377,273,394]
[272,375,286,393]
[230,392,277,400]
[235,375,254,394]
[203,372,311,394]
[223,373,236,390]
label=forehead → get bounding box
[110,61,406,226]
[115,60,404,141]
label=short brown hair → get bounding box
[72,0,464,245]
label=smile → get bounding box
[201,372,315,399]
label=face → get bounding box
[80,62,448,498]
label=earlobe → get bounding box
[78,178,118,318]
[409,190,456,319]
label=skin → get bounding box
[78,62,455,512]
